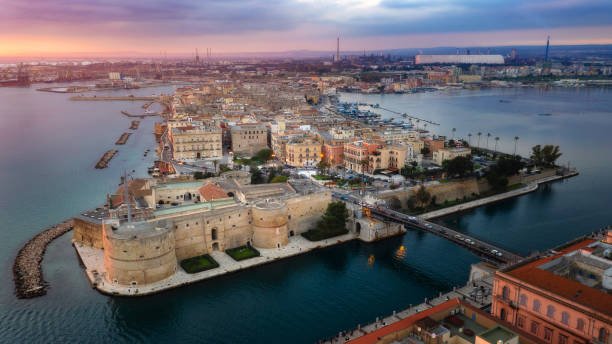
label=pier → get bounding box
[95,150,118,169]
[378,106,440,126]
[115,133,131,145]
[70,96,157,101]
[129,120,140,130]
[13,220,74,298]
[120,110,160,118]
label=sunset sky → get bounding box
[1,0,612,57]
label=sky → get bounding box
[1,0,612,57]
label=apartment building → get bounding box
[230,123,268,156]
[171,125,222,161]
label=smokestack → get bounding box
[336,37,340,63]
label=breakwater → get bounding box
[130,120,140,130]
[13,220,74,298]
[95,149,118,169]
[115,133,131,145]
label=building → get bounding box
[73,175,332,287]
[424,137,446,154]
[368,144,412,172]
[432,147,472,166]
[415,54,505,65]
[347,298,540,344]
[492,237,612,344]
[170,125,222,161]
[343,141,380,174]
[286,137,322,168]
[230,123,268,156]
[322,141,345,167]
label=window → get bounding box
[599,327,609,343]
[559,334,568,344]
[544,327,553,341]
[519,294,528,306]
[531,321,539,335]
[517,316,525,328]
[502,286,510,300]
[576,318,585,331]
[533,299,541,312]
[547,305,555,318]
[561,312,569,325]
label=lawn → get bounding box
[302,228,349,241]
[225,245,260,261]
[180,254,219,273]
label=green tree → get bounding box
[253,149,274,163]
[420,147,430,156]
[415,185,431,208]
[388,196,402,211]
[495,155,524,176]
[442,156,473,178]
[316,201,349,233]
[250,167,265,184]
[316,161,330,175]
[542,145,562,167]
[531,145,544,167]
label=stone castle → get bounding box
[73,171,331,287]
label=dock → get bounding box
[129,120,140,130]
[13,220,74,298]
[120,110,160,118]
[378,106,440,125]
[70,96,157,101]
[115,133,131,145]
[95,150,118,169]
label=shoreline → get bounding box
[74,233,364,297]
[421,169,579,220]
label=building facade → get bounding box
[230,123,268,156]
[492,238,612,344]
[432,147,472,165]
[285,138,322,168]
[171,125,222,160]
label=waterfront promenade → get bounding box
[75,233,360,296]
[321,275,494,343]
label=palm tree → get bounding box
[494,137,500,153]
[477,132,482,148]
[468,133,472,146]
[451,128,456,140]
[486,133,491,150]
[416,119,420,131]
[213,159,218,174]
[423,123,428,132]
[514,136,519,156]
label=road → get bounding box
[332,191,524,266]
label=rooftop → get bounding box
[477,325,517,344]
[154,181,204,191]
[154,199,235,217]
[501,239,612,316]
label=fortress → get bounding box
[73,171,333,287]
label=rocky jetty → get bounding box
[13,220,74,298]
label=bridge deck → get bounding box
[370,206,523,265]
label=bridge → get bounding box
[334,193,524,266]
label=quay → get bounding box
[95,149,118,169]
[321,275,494,343]
[13,220,74,298]
[377,106,440,126]
[70,96,157,101]
[121,110,160,118]
[75,233,364,297]
[115,133,131,145]
[129,120,140,130]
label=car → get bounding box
[497,252,503,256]
[425,223,432,229]
[439,229,446,234]
[408,216,417,221]
[455,234,463,240]
[491,249,499,255]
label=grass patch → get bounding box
[180,254,219,273]
[225,245,260,261]
[302,228,349,241]
[506,183,525,191]
[312,174,332,180]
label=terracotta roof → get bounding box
[347,299,460,344]
[176,125,196,131]
[199,183,230,201]
[501,239,612,316]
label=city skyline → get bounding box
[2,0,612,57]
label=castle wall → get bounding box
[103,224,177,286]
[285,190,331,234]
[73,218,104,249]
[379,179,484,205]
[252,201,289,248]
